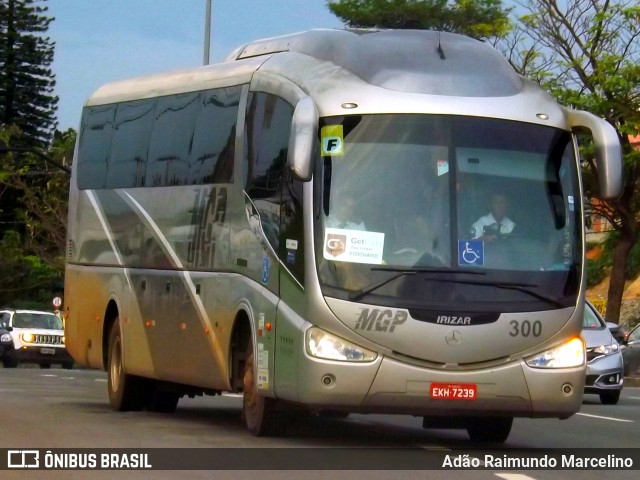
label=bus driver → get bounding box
[471,193,515,242]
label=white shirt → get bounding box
[471,213,515,239]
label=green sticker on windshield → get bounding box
[321,125,344,156]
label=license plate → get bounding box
[40,348,55,355]
[430,383,477,400]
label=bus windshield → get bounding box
[315,114,582,312]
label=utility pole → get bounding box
[204,0,212,65]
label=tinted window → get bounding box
[280,172,305,285]
[245,92,294,251]
[77,105,116,189]
[107,99,155,188]
[146,92,200,186]
[191,86,241,184]
[583,304,605,329]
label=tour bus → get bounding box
[64,29,622,443]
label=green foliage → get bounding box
[586,258,607,289]
[0,124,72,307]
[0,0,58,149]
[326,0,513,40]
[0,230,63,307]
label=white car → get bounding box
[0,309,74,369]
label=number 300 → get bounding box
[509,320,542,337]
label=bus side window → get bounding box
[77,104,116,190]
[244,92,295,252]
[191,86,241,185]
[107,99,155,188]
[145,92,200,187]
[280,172,305,285]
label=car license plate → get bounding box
[41,348,55,355]
[430,383,477,400]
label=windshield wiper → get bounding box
[349,270,416,302]
[429,278,563,307]
[348,267,485,302]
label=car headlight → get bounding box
[21,332,35,343]
[593,343,619,355]
[306,327,377,362]
[1,333,11,342]
[525,337,585,368]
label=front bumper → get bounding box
[584,353,624,393]
[4,345,74,365]
[288,353,584,419]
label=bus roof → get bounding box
[84,29,565,127]
[227,29,523,98]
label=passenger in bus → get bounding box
[470,193,515,242]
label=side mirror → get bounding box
[565,109,622,200]
[287,96,318,182]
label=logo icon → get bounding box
[325,233,347,257]
[8,450,40,469]
[458,240,484,266]
[445,330,462,346]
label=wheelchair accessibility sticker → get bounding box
[458,240,484,266]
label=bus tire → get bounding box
[466,417,512,443]
[146,387,180,413]
[242,342,282,436]
[108,317,148,411]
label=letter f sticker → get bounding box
[321,125,344,156]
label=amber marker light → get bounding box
[265,322,272,332]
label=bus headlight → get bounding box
[525,337,585,368]
[306,327,377,362]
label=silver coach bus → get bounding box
[64,29,622,443]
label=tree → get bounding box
[0,125,72,307]
[0,0,59,254]
[327,0,513,40]
[0,0,58,149]
[503,0,640,323]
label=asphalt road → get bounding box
[0,366,638,480]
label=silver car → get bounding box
[582,302,624,404]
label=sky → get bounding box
[47,0,344,131]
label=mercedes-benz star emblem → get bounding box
[445,330,462,346]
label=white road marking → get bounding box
[222,393,243,398]
[495,475,538,480]
[628,396,640,400]
[576,412,633,422]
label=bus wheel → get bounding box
[242,343,282,436]
[466,417,512,443]
[107,317,148,411]
[146,386,180,413]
